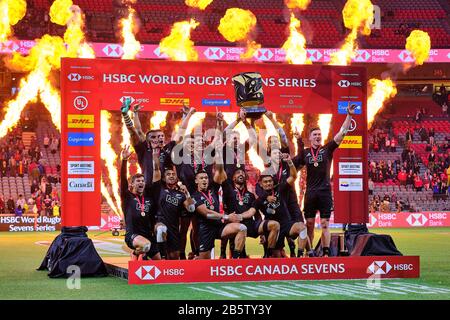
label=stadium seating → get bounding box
[12,0,449,48]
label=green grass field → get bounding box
[0,228,449,300]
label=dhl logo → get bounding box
[160,98,190,106]
[339,136,362,149]
[67,114,94,128]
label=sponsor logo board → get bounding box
[338,101,362,115]
[68,132,95,146]
[67,114,94,128]
[67,161,95,175]
[339,135,362,149]
[160,98,190,106]
[339,178,363,191]
[67,178,95,192]
[338,162,363,175]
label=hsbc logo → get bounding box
[354,50,371,62]
[338,80,362,88]
[368,214,377,227]
[103,44,123,57]
[68,73,94,82]
[256,48,274,61]
[135,266,161,280]
[307,49,323,62]
[119,96,150,105]
[368,261,392,275]
[204,47,225,60]
[407,213,428,226]
[399,50,415,63]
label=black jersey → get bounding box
[134,140,176,183]
[121,160,160,240]
[155,186,187,227]
[177,145,215,194]
[295,140,339,192]
[192,182,222,227]
[223,144,248,179]
[253,182,294,224]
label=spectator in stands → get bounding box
[43,134,50,149]
[428,151,437,170]
[418,126,428,143]
[405,128,413,144]
[368,178,374,195]
[391,192,397,204]
[442,103,448,116]
[432,179,442,201]
[396,199,410,213]
[51,188,59,203]
[1,160,7,177]
[52,200,60,217]
[43,194,52,216]
[406,170,414,189]
[414,109,422,123]
[6,196,15,214]
[414,174,423,192]
[0,194,5,214]
[40,176,52,196]
[429,128,435,145]
[30,179,39,194]
[381,193,391,212]
[16,194,27,213]
[390,137,397,152]
[398,169,407,186]
[423,170,431,191]
[385,137,390,153]
[50,135,58,154]
[9,156,16,176]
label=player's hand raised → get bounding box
[267,195,277,203]
[347,102,357,115]
[121,145,132,160]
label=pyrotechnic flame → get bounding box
[219,8,257,42]
[367,78,397,129]
[120,8,141,60]
[101,180,121,217]
[186,112,206,134]
[318,114,332,145]
[49,0,73,25]
[329,0,373,66]
[159,19,199,61]
[405,30,431,66]
[262,115,279,142]
[0,0,26,42]
[218,8,260,59]
[282,13,311,65]
[240,40,261,60]
[150,112,168,129]
[284,0,311,10]
[223,112,249,144]
[291,113,305,198]
[0,35,66,138]
[185,0,213,10]
[101,111,123,216]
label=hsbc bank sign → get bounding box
[119,96,150,105]
[338,79,362,88]
[68,73,95,82]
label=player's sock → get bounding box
[263,242,268,258]
[157,242,167,259]
[232,250,241,259]
[220,239,227,259]
[241,245,248,258]
[180,252,186,260]
[322,247,330,257]
[297,249,304,258]
[288,239,296,257]
[266,248,273,258]
[307,250,316,257]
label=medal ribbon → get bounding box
[135,195,145,215]
[310,146,322,164]
[201,190,214,209]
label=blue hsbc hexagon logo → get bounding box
[103,44,123,57]
[399,50,415,62]
[153,47,168,58]
[307,49,323,62]
[204,47,225,60]
[256,48,274,61]
[354,50,371,62]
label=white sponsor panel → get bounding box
[338,162,363,175]
[338,178,363,191]
[73,96,88,110]
[135,266,162,280]
[368,261,392,275]
[68,161,94,175]
[68,178,95,192]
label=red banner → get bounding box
[60,58,367,226]
[128,256,419,285]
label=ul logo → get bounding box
[73,96,88,111]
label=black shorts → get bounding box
[166,224,181,253]
[244,219,262,238]
[303,190,333,219]
[287,190,305,223]
[275,220,297,249]
[198,222,225,252]
[125,233,159,258]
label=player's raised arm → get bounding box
[334,102,356,145]
[292,130,305,169]
[173,105,196,144]
[132,104,146,143]
[152,147,161,183]
[213,112,227,185]
[120,145,132,198]
[178,182,195,213]
[283,153,297,187]
[121,98,141,146]
[265,110,289,148]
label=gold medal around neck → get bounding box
[314,162,319,167]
